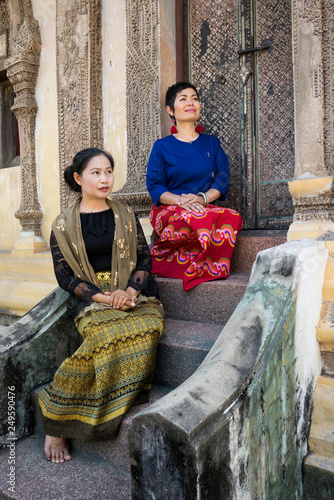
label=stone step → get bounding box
[32,384,173,473]
[324,255,334,286]
[154,318,224,387]
[317,302,334,344]
[0,278,57,317]
[311,376,334,426]
[323,240,334,258]
[303,453,334,500]
[323,256,334,302]
[0,433,131,499]
[309,423,334,459]
[320,346,334,376]
[322,285,334,302]
[155,272,249,324]
[230,229,287,273]
[0,251,55,278]
[0,252,57,318]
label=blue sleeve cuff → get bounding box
[211,180,228,200]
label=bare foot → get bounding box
[44,435,71,464]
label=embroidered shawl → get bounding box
[51,198,137,292]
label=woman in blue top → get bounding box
[146,82,243,290]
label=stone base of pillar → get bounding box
[289,176,333,199]
[288,177,334,241]
[11,231,48,255]
[288,220,334,241]
[0,250,57,318]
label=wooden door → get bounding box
[186,0,294,229]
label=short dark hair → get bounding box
[165,82,200,113]
[64,148,114,193]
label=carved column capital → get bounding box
[5,56,39,109]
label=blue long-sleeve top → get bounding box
[146,134,230,206]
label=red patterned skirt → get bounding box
[149,205,243,290]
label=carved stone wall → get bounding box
[56,0,103,210]
[292,193,334,222]
[292,0,325,178]
[322,0,334,174]
[290,0,334,223]
[111,0,161,214]
[0,1,10,68]
[4,0,46,243]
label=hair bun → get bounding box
[64,164,81,192]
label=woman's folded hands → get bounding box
[177,193,205,213]
[92,288,138,310]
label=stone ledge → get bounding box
[0,288,80,444]
[303,453,334,500]
[289,176,333,198]
[129,239,327,499]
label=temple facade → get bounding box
[0,0,333,266]
[0,0,333,496]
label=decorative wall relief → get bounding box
[322,0,334,173]
[291,0,334,222]
[0,2,9,65]
[110,0,161,215]
[4,0,44,237]
[312,65,323,99]
[56,0,103,210]
[292,193,334,222]
[293,0,325,164]
[0,2,9,32]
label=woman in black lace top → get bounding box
[39,148,164,463]
[50,209,159,318]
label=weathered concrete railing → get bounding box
[129,239,327,499]
[0,288,78,446]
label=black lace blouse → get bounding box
[50,209,159,317]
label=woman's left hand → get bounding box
[178,193,206,213]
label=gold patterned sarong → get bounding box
[39,273,164,441]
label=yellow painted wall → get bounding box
[102,0,127,191]
[0,166,21,251]
[33,0,60,243]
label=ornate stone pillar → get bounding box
[109,0,161,215]
[288,0,334,240]
[56,0,103,211]
[4,10,47,251]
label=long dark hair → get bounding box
[165,81,200,112]
[64,148,114,193]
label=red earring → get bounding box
[195,122,204,133]
[170,116,178,134]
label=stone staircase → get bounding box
[303,240,334,500]
[0,251,57,321]
[0,231,286,499]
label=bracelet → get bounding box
[197,192,209,207]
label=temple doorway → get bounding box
[186,0,294,229]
